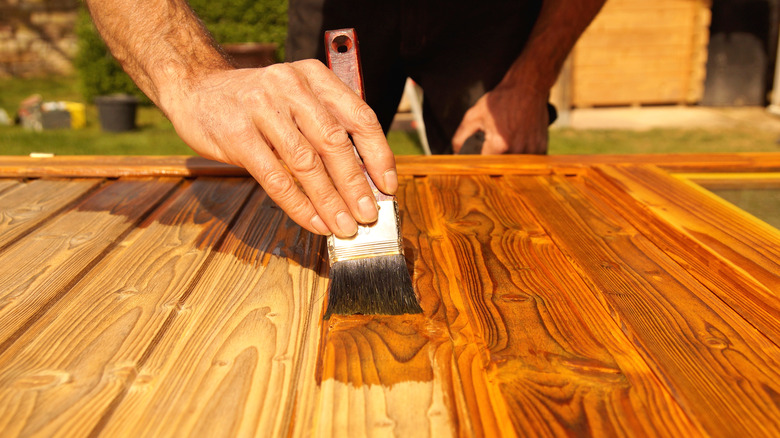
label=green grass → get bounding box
[2,75,779,157]
[549,127,780,154]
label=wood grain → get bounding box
[308,177,463,437]
[314,314,457,438]
[508,174,780,437]
[99,188,327,438]
[404,175,703,437]
[0,180,20,196]
[0,177,180,346]
[0,156,248,178]
[0,178,102,250]
[589,164,780,345]
[0,177,254,437]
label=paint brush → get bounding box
[323,28,422,319]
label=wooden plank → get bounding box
[313,314,460,437]
[0,177,180,346]
[306,177,466,437]
[0,180,20,196]
[0,177,254,437]
[2,154,780,177]
[507,174,780,437]
[97,188,326,437]
[588,165,780,344]
[680,172,780,189]
[0,178,102,249]
[0,156,247,178]
[406,175,703,436]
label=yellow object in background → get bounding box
[64,102,86,129]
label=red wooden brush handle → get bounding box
[325,29,392,202]
[325,29,365,100]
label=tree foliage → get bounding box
[75,1,288,101]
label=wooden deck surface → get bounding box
[0,154,778,437]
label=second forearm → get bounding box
[503,0,606,92]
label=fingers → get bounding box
[296,61,398,195]
[239,137,333,237]
[255,105,372,239]
[452,105,484,154]
[249,61,386,237]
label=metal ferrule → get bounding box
[327,199,403,264]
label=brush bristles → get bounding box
[324,254,422,319]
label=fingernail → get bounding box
[311,215,331,235]
[336,211,358,237]
[383,169,398,194]
[357,195,378,223]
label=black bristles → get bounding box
[324,254,422,319]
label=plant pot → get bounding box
[95,94,138,132]
[222,42,278,68]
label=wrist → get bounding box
[153,54,232,118]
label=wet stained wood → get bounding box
[507,174,780,437]
[403,175,703,437]
[0,177,180,346]
[98,189,326,438]
[588,165,780,345]
[0,178,102,250]
[0,178,254,437]
[309,177,461,437]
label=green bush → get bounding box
[189,0,287,48]
[75,1,288,101]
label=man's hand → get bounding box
[452,84,549,155]
[162,61,397,238]
[451,0,605,155]
[84,0,398,238]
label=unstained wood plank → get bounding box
[0,177,180,346]
[0,177,254,438]
[98,189,327,438]
[404,175,703,437]
[508,174,780,438]
[0,178,102,249]
[0,180,20,196]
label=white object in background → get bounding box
[769,29,780,116]
[403,78,431,155]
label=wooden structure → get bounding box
[559,0,712,107]
[0,154,779,437]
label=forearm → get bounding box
[83,0,231,110]
[504,0,606,92]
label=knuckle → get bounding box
[353,103,380,128]
[298,58,324,70]
[221,118,256,147]
[264,63,303,88]
[288,145,322,174]
[319,123,350,149]
[262,169,296,198]
[239,87,269,108]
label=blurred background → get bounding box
[1,0,780,156]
